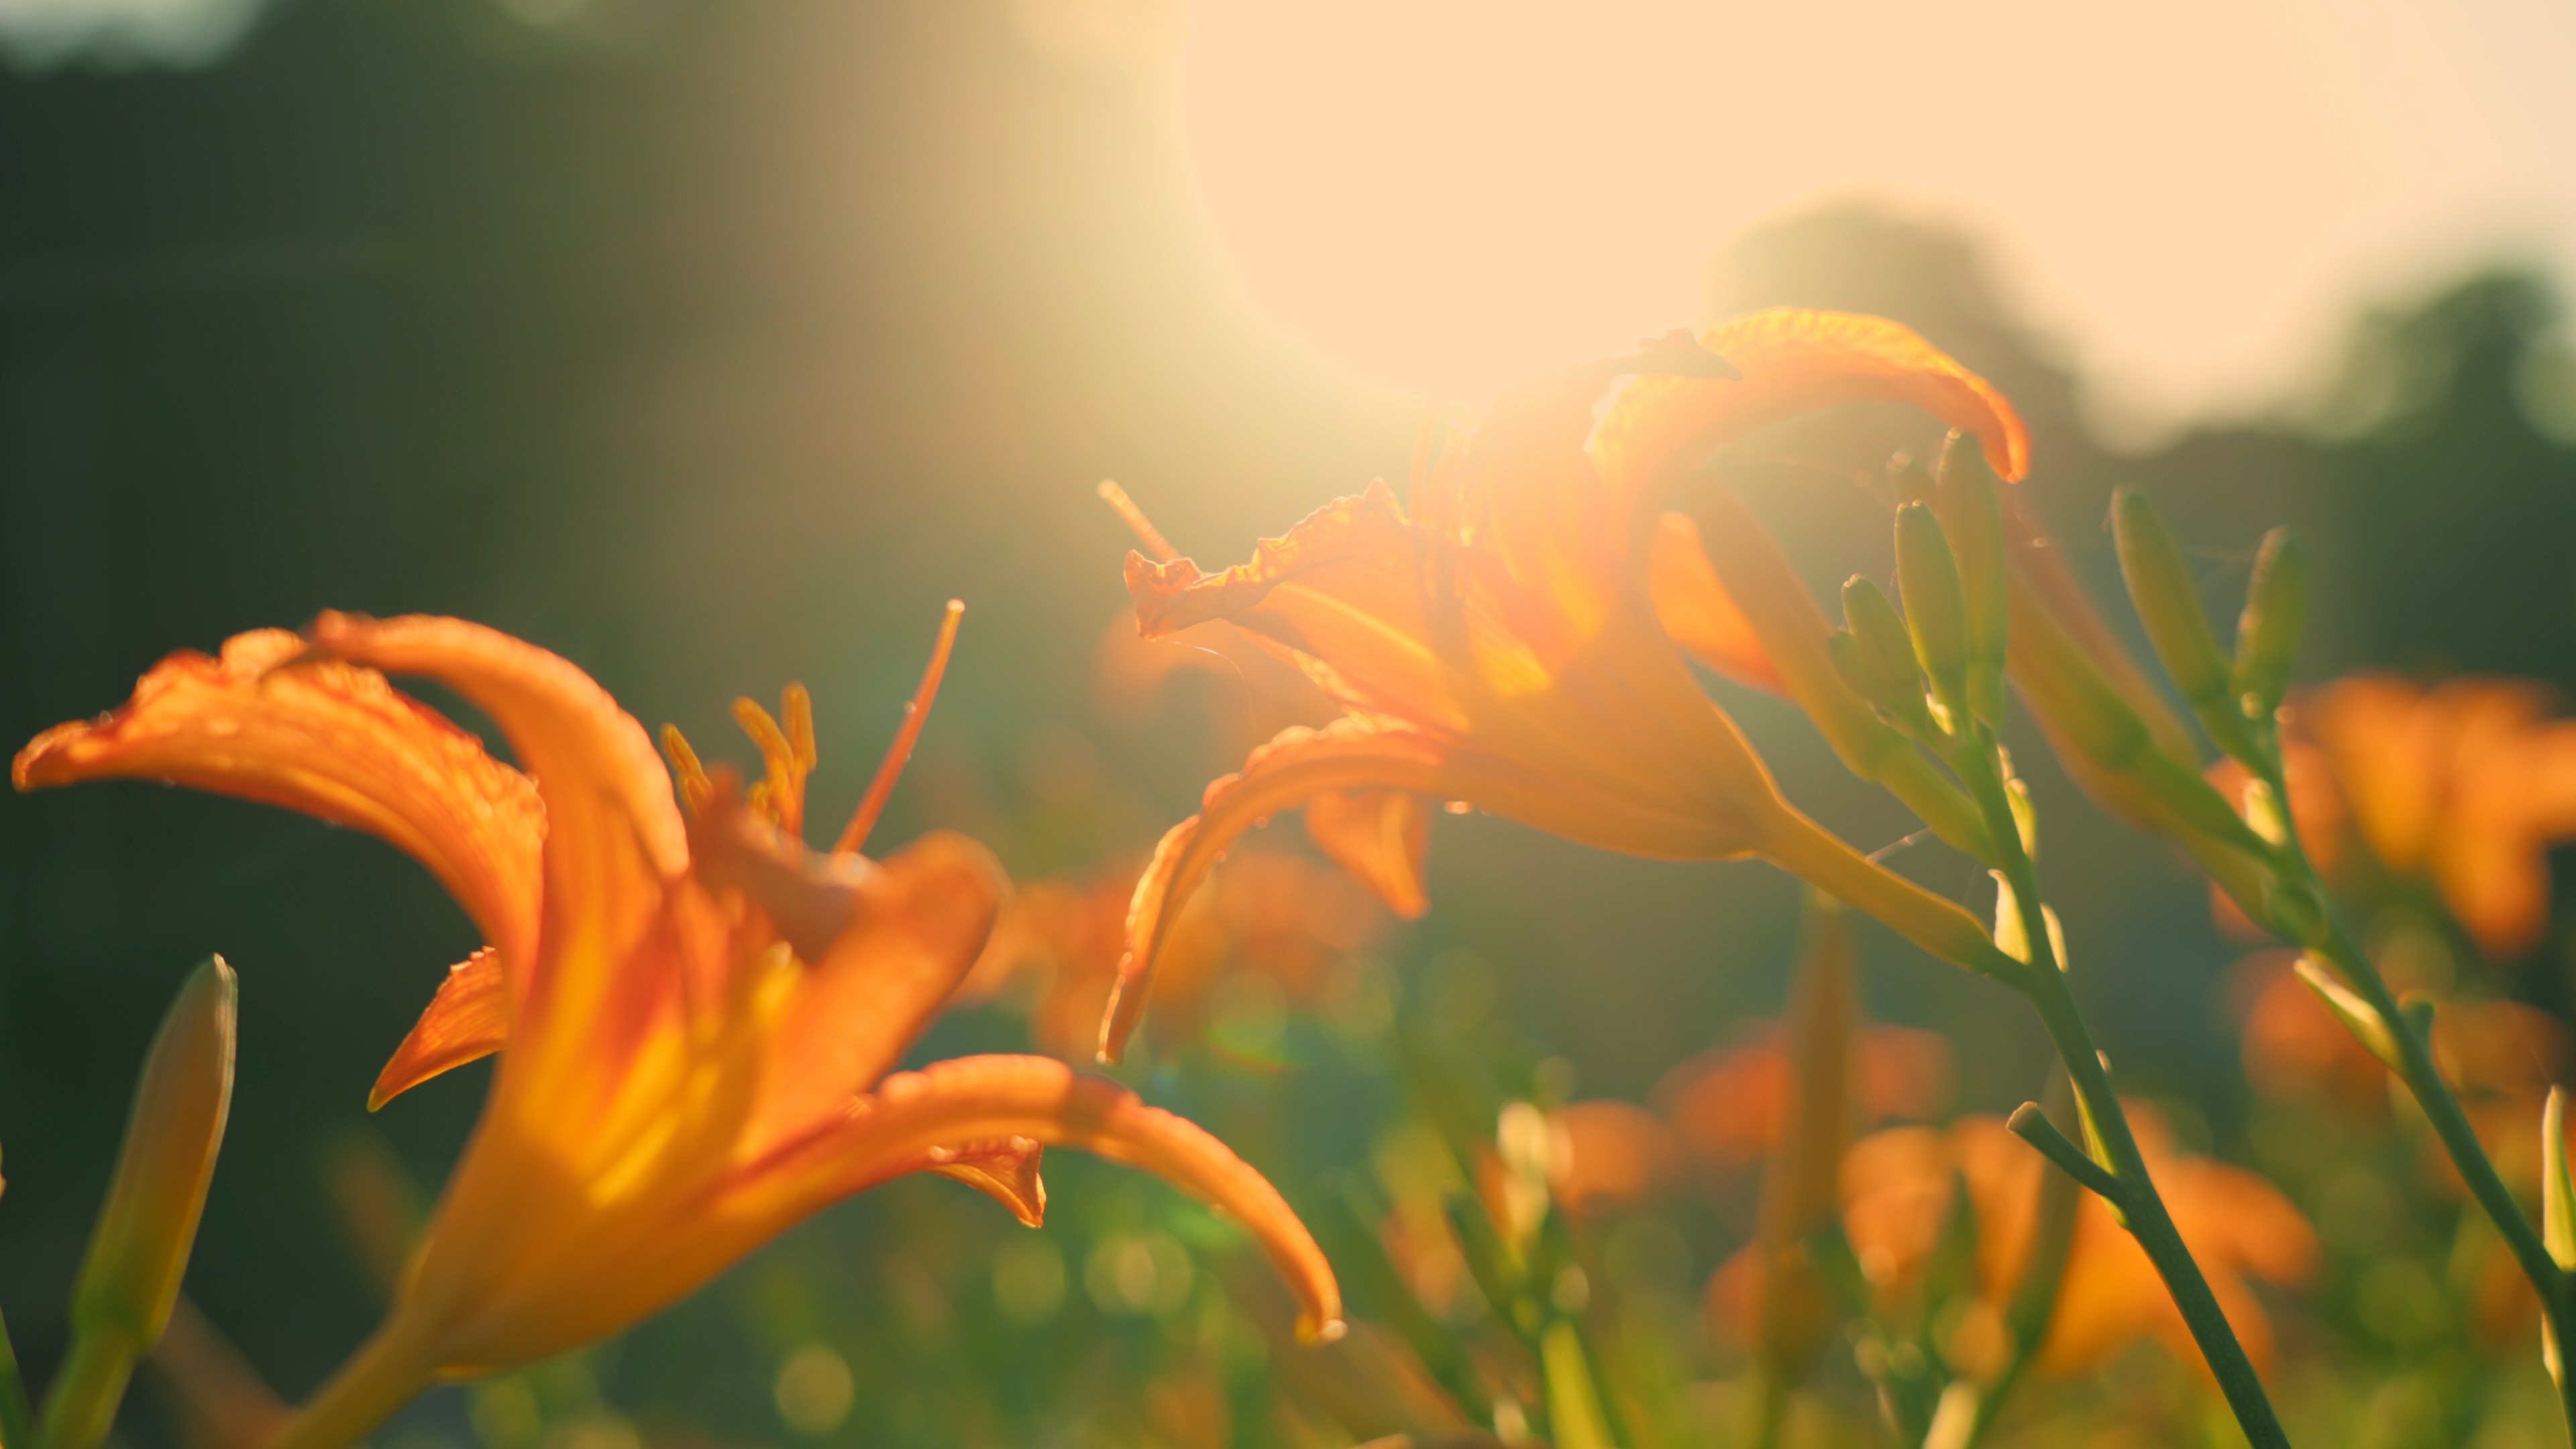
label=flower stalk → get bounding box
[2108,496,2576,1442]
[2243,730,2576,1437]
[1947,716,2291,1449]
[1815,475,2292,1446]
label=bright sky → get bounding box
[1180,0,2576,436]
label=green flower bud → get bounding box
[2290,956,2402,1073]
[1936,433,2010,727]
[1894,503,1971,720]
[1838,579,1934,734]
[41,957,235,1449]
[2546,1088,2576,1272]
[2112,488,2256,761]
[2234,527,2307,721]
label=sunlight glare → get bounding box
[1181,0,2576,427]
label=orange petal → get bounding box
[926,1136,1047,1227]
[1124,482,1465,732]
[1455,369,1637,637]
[1595,309,2031,513]
[1672,489,1990,857]
[1302,790,1432,920]
[371,948,508,1110]
[1548,1100,1679,1216]
[1109,720,1456,1062]
[1125,481,1773,834]
[790,1054,1342,1342]
[2308,675,2439,871]
[1647,512,1783,692]
[307,612,687,1030]
[13,629,542,967]
[750,829,1008,1146]
[1113,716,1768,1061]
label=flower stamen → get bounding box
[834,600,965,856]
[661,725,714,815]
[733,687,814,839]
[1095,480,1177,564]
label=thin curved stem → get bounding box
[1955,733,2291,1449]
[2243,747,2576,1438]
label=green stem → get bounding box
[1746,1366,1788,1449]
[2016,963,2289,1446]
[36,1327,138,1449]
[0,1304,32,1449]
[2245,749,2576,1440]
[1957,735,2291,1449]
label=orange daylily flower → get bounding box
[2211,673,2576,959]
[1108,310,2029,1058]
[15,611,1341,1447]
[1541,1099,1682,1218]
[963,847,1386,1061]
[2231,949,2576,1204]
[1656,1021,1955,1173]
[1838,1110,2316,1377]
[2233,952,2390,1116]
[1095,483,1439,920]
[2314,675,2576,959]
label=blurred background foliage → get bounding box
[3,2,2573,1446]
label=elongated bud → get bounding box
[2111,488,2259,762]
[2234,528,2306,720]
[2542,1118,2576,1426]
[1685,490,1994,860]
[42,957,236,1449]
[2005,586,2273,863]
[1894,503,1972,719]
[1936,434,2010,726]
[1838,578,1933,735]
[1827,628,1893,712]
[1754,893,1855,1384]
[2004,776,2038,859]
[2290,956,2402,1071]
[2546,1089,2575,1272]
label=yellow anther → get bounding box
[660,724,714,815]
[732,697,807,838]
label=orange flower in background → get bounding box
[1656,1021,1955,1171]
[2233,953,2389,1116]
[1096,482,1438,921]
[2213,673,2576,959]
[2430,1000,2570,1193]
[1837,1110,2316,1377]
[15,610,1341,1448]
[1106,309,2029,1059]
[963,847,1385,1061]
[2232,949,2575,1191]
[1542,1100,1682,1218]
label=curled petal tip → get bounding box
[1302,1315,1348,1346]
